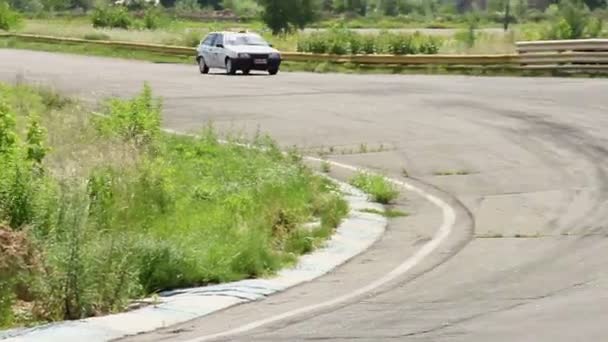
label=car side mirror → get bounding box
[216,44,224,48]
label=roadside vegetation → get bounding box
[350,172,399,204]
[297,28,442,55]
[0,83,347,328]
[1,0,607,57]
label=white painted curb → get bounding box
[0,181,387,342]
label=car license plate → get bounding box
[254,59,267,64]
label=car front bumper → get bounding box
[232,57,281,71]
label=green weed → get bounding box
[350,172,399,204]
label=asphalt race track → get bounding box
[1,49,608,342]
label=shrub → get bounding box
[91,6,133,29]
[585,16,604,37]
[361,34,376,54]
[96,83,161,147]
[297,30,440,55]
[143,7,165,30]
[544,0,602,39]
[0,100,17,154]
[415,34,441,54]
[0,2,22,31]
[350,172,399,204]
[387,33,416,55]
[25,114,48,164]
[348,34,362,54]
[0,94,55,233]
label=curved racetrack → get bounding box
[1,50,608,342]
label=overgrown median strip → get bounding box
[0,83,348,328]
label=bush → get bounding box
[387,33,416,55]
[350,172,399,204]
[297,30,441,55]
[95,83,161,147]
[361,34,376,54]
[544,0,603,39]
[0,2,21,31]
[142,7,166,30]
[91,6,133,29]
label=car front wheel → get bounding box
[198,57,209,74]
[226,58,237,75]
[268,67,279,75]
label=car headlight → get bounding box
[268,52,280,59]
[238,53,250,58]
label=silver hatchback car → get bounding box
[196,32,282,75]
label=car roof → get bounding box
[209,31,260,36]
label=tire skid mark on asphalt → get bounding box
[181,157,458,342]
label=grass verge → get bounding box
[0,82,348,328]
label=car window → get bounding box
[214,34,224,47]
[202,34,215,46]
[225,34,269,46]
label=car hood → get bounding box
[226,45,280,54]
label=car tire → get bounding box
[226,58,237,75]
[242,69,251,75]
[268,68,279,75]
[198,57,209,74]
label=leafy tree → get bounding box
[257,0,320,34]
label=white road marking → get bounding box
[184,157,457,342]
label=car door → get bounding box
[212,34,226,68]
[199,34,215,67]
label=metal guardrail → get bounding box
[516,39,608,71]
[1,33,607,73]
[516,38,608,53]
[0,33,195,55]
[282,52,515,65]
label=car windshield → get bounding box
[224,34,269,46]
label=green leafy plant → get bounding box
[0,2,22,31]
[143,7,166,30]
[350,172,399,204]
[544,0,602,39]
[91,6,134,29]
[96,83,161,147]
[0,100,17,154]
[26,114,48,164]
[297,30,441,55]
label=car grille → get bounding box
[250,54,269,59]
